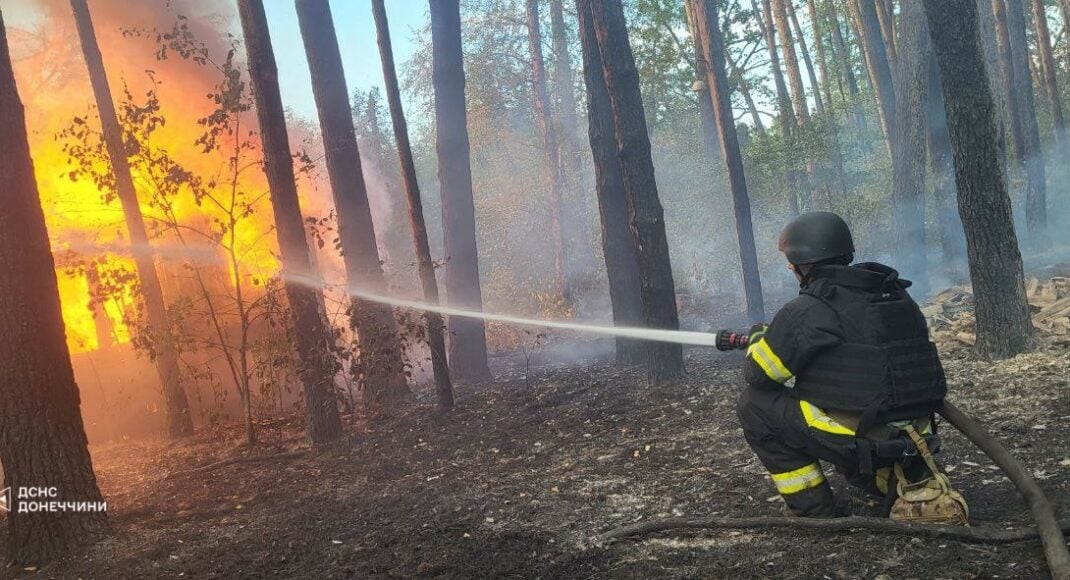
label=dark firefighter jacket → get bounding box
[743,262,946,425]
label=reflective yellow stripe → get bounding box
[770,462,826,495]
[800,400,855,436]
[746,338,793,383]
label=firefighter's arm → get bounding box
[743,298,842,389]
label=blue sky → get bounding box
[262,0,428,120]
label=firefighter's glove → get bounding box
[748,323,769,345]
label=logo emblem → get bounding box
[0,487,10,512]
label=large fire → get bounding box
[9,0,300,354]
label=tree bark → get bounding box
[70,0,193,438]
[875,0,898,67]
[1005,0,1048,247]
[850,0,897,154]
[429,0,491,381]
[773,0,812,123]
[807,0,833,110]
[550,0,582,161]
[828,0,868,129]
[371,0,454,411]
[692,0,766,324]
[890,0,930,296]
[926,55,966,275]
[923,0,1035,359]
[237,0,343,445]
[295,0,409,412]
[526,0,573,302]
[584,0,685,382]
[755,0,797,134]
[0,9,107,563]
[576,0,645,366]
[787,0,825,115]
[683,0,728,155]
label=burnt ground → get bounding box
[4,343,1070,579]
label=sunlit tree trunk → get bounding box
[371,0,454,410]
[806,0,833,110]
[526,0,572,302]
[755,0,797,133]
[773,0,811,123]
[828,0,868,129]
[237,0,343,445]
[70,0,193,438]
[683,0,726,155]
[787,0,825,115]
[295,0,409,413]
[428,0,491,381]
[584,0,684,382]
[692,0,765,324]
[0,10,106,562]
[576,0,644,365]
[1004,0,1048,247]
[890,0,930,295]
[875,0,898,67]
[923,0,1035,359]
[850,0,897,154]
[1034,0,1066,145]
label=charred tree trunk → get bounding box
[923,0,1035,359]
[850,0,897,154]
[526,0,573,302]
[576,0,645,365]
[1005,0,1048,247]
[0,10,107,563]
[829,0,868,129]
[295,0,409,413]
[70,0,193,438]
[693,0,766,324]
[773,0,812,123]
[550,0,582,161]
[890,0,930,295]
[237,0,343,445]
[926,55,966,275]
[371,0,454,410]
[428,0,491,381]
[787,0,825,115]
[584,0,685,382]
[807,0,834,110]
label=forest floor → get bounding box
[4,340,1070,579]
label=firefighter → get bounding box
[737,211,968,523]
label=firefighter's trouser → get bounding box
[737,386,924,517]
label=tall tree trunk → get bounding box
[807,0,833,110]
[692,0,766,324]
[583,0,685,382]
[371,0,454,410]
[428,0,491,381]
[977,0,1010,175]
[922,0,1034,359]
[850,0,897,154]
[684,0,728,155]
[875,0,898,67]
[890,0,930,296]
[1005,0,1048,247]
[295,0,409,413]
[787,0,825,114]
[755,0,797,132]
[1034,0,1067,144]
[576,0,645,365]
[69,0,193,438]
[926,54,966,275]
[550,0,582,161]
[773,0,812,123]
[828,0,868,129]
[0,9,107,563]
[526,0,572,302]
[237,0,343,445]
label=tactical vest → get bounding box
[791,267,947,424]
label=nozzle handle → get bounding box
[715,330,750,351]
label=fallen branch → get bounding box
[164,451,309,480]
[595,515,1070,546]
[939,401,1070,579]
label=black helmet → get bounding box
[778,211,855,265]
